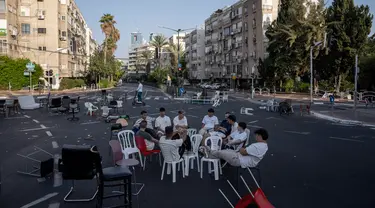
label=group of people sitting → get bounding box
[131,107,269,169]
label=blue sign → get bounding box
[329,95,335,104]
[178,63,182,68]
[26,62,35,71]
[179,87,185,96]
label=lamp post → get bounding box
[158,26,195,86]
[309,33,327,104]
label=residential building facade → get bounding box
[202,0,279,87]
[185,28,206,80]
[130,31,142,50]
[128,43,155,71]
[3,0,96,89]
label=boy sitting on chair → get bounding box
[199,128,269,168]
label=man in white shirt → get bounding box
[133,110,157,138]
[159,126,188,161]
[199,108,219,135]
[199,128,269,168]
[136,80,143,103]
[226,115,238,139]
[173,110,188,131]
[155,107,171,136]
[224,122,248,150]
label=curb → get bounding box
[310,111,364,125]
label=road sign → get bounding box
[178,63,182,68]
[24,71,30,76]
[26,62,35,71]
[178,68,182,71]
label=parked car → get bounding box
[211,83,221,90]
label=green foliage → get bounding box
[295,82,310,92]
[359,54,375,89]
[99,79,111,88]
[0,56,43,90]
[59,78,85,90]
[284,79,295,92]
[148,68,169,85]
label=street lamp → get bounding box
[158,25,195,85]
[309,33,327,103]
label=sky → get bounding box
[75,0,375,58]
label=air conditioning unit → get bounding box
[38,15,45,20]
[60,36,67,41]
[231,32,234,35]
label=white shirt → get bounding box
[230,122,239,135]
[137,83,143,92]
[134,116,154,129]
[155,116,171,132]
[202,115,219,130]
[228,131,248,150]
[173,116,188,131]
[159,136,183,161]
[239,142,268,168]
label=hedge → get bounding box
[0,56,43,90]
[59,78,85,90]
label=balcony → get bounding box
[262,5,273,11]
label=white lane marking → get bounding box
[40,124,47,129]
[127,97,133,100]
[145,97,151,100]
[46,131,53,137]
[266,117,279,120]
[80,121,101,125]
[247,125,263,128]
[20,192,59,208]
[20,127,49,132]
[155,97,160,100]
[32,119,40,123]
[248,120,259,124]
[186,114,198,118]
[164,97,169,100]
[329,136,364,143]
[313,102,324,105]
[284,131,310,135]
[52,141,59,148]
[48,202,60,208]
[24,115,31,118]
[372,128,375,130]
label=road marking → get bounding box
[40,124,47,129]
[52,141,59,148]
[186,114,198,118]
[164,97,169,100]
[20,192,59,208]
[46,131,53,136]
[371,128,375,130]
[32,119,40,123]
[80,121,101,125]
[247,125,263,128]
[248,120,259,124]
[284,131,310,135]
[145,97,151,100]
[48,202,60,208]
[266,117,279,120]
[155,97,160,100]
[127,97,133,100]
[24,115,31,118]
[313,102,324,105]
[20,127,49,132]
[5,116,26,119]
[329,136,364,143]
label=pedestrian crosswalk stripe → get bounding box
[155,97,160,100]
[127,97,133,100]
[145,97,151,100]
[164,97,168,100]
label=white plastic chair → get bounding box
[84,102,98,116]
[222,92,229,102]
[187,128,197,137]
[101,106,111,117]
[159,142,185,183]
[240,107,254,115]
[184,134,203,176]
[117,130,143,167]
[200,136,223,180]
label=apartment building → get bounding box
[203,0,279,86]
[128,43,155,71]
[3,0,96,89]
[185,28,206,80]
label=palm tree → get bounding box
[140,50,154,74]
[99,14,119,62]
[150,35,169,66]
[166,43,185,70]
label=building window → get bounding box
[21,23,30,34]
[20,6,30,16]
[62,31,67,37]
[38,46,46,51]
[37,28,46,34]
[0,0,5,13]
[62,15,66,20]
[252,3,256,11]
[37,0,44,2]
[0,40,7,53]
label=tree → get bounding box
[148,67,169,85]
[257,58,277,88]
[0,56,43,90]
[140,50,154,74]
[322,0,373,92]
[99,14,120,62]
[166,43,185,70]
[150,35,169,66]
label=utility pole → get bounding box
[354,54,358,111]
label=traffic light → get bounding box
[49,70,53,76]
[178,67,182,71]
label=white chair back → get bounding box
[205,136,222,151]
[116,100,123,108]
[190,134,203,154]
[117,130,135,149]
[159,142,179,163]
[187,128,197,137]
[245,129,251,146]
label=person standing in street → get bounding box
[136,80,143,103]
[167,75,171,87]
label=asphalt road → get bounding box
[0,84,374,208]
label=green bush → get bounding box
[0,56,43,90]
[98,79,116,88]
[148,68,169,85]
[284,79,294,92]
[295,82,310,92]
[60,78,85,90]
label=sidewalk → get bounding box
[0,88,113,99]
[311,107,375,127]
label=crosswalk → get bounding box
[125,96,170,101]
